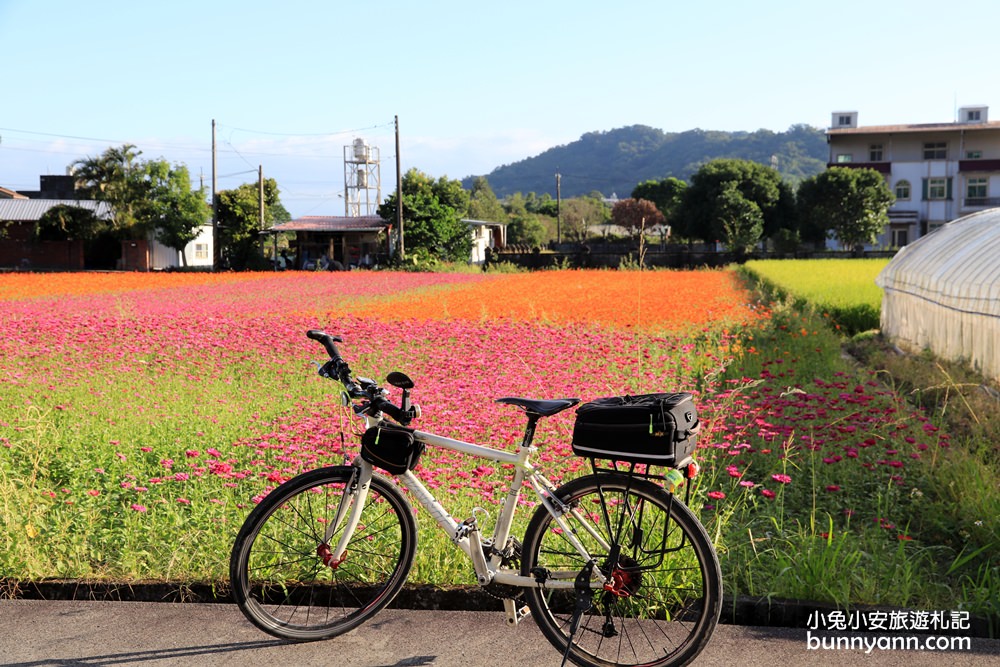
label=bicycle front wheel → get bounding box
[229,465,417,641]
[521,473,721,667]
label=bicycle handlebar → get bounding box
[306,330,412,425]
[306,329,343,361]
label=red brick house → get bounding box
[0,198,112,270]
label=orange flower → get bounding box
[351,269,763,333]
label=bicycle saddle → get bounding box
[495,397,581,417]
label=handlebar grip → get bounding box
[373,396,408,425]
[306,330,343,361]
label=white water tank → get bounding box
[353,138,369,161]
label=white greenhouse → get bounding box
[876,208,1000,381]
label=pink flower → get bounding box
[771,473,792,484]
[707,491,726,500]
[761,489,776,499]
[130,504,148,513]
[185,449,200,458]
[825,485,840,492]
[87,489,100,497]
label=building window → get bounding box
[966,109,981,122]
[869,144,884,161]
[195,243,209,259]
[967,177,988,199]
[838,115,853,126]
[891,229,908,247]
[895,180,911,200]
[923,142,947,160]
[924,177,950,200]
[966,150,982,159]
[836,153,853,163]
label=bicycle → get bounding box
[230,330,722,667]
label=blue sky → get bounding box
[2,0,997,218]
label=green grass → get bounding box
[740,258,889,335]
[702,279,999,630]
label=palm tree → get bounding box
[72,144,146,235]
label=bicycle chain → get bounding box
[482,538,525,602]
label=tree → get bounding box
[631,177,687,222]
[35,204,106,241]
[716,183,763,258]
[611,198,665,236]
[797,167,894,253]
[138,160,210,267]
[216,178,286,270]
[378,169,471,262]
[676,159,784,243]
[72,144,147,236]
[503,193,547,246]
[72,144,214,264]
[561,195,609,241]
[467,176,506,223]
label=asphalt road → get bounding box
[0,600,997,666]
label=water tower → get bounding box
[343,138,381,217]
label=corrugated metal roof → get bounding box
[268,215,387,233]
[0,199,112,221]
[876,208,1000,317]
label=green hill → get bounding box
[464,124,828,198]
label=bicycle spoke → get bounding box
[231,467,416,642]
[522,473,720,667]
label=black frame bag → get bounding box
[571,392,699,467]
[360,423,423,475]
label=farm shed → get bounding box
[876,208,1000,381]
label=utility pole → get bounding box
[259,165,266,265]
[212,119,218,270]
[555,171,562,244]
[395,115,404,260]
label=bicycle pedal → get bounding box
[503,598,531,626]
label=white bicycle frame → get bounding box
[323,415,613,626]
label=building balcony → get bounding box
[963,197,1000,209]
[959,159,1000,172]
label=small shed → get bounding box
[876,208,1000,380]
[268,215,388,270]
[0,199,112,269]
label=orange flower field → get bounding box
[351,269,766,332]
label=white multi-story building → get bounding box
[827,107,1000,247]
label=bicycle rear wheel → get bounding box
[229,465,416,641]
[521,473,721,667]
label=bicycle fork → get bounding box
[318,464,371,569]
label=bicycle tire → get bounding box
[229,465,417,641]
[521,473,721,667]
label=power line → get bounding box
[218,120,394,138]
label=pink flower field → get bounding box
[0,269,986,608]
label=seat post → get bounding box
[520,413,542,449]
